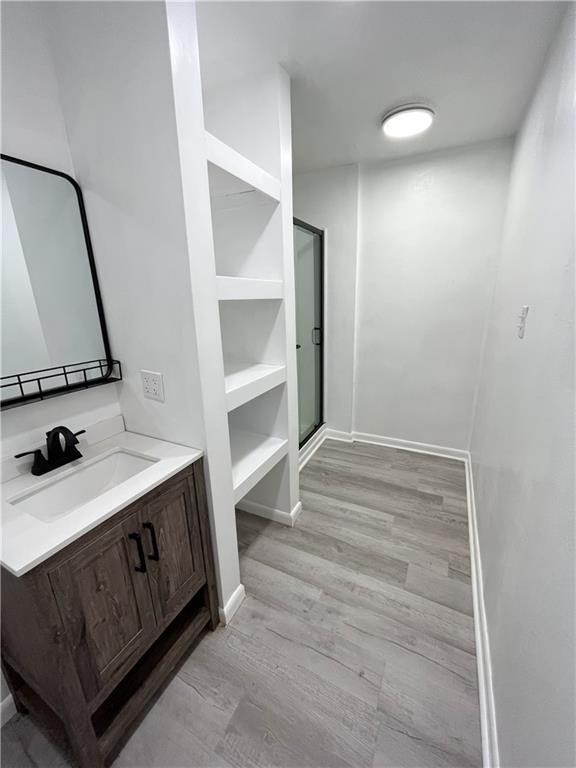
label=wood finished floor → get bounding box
[2,440,481,768]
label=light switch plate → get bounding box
[141,370,164,402]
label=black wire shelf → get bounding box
[1,359,122,409]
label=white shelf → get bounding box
[206,132,281,204]
[230,429,288,503]
[216,276,283,301]
[224,362,286,411]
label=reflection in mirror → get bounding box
[1,156,121,408]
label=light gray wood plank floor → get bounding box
[2,439,481,767]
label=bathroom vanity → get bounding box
[1,433,218,768]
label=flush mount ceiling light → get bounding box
[381,105,435,139]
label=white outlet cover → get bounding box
[141,370,165,402]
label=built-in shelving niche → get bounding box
[236,455,292,519]
[211,200,282,281]
[228,386,288,504]
[220,297,286,414]
[207,134,283,282]
[201,71,298,534]
[219,299,285,372]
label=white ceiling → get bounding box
[197,1,566,173]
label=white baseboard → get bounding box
[1,694,16,727]
[352,430,469,461]
[299,425,327,470]
[236,498,302,528]
[465,457,499,768]
[325,428,468,462]
[324,428,354,442]
[218,583,246,626]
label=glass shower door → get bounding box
[294,219,323,447]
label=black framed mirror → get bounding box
[1,154,121,409]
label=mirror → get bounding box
[1,155,120,408]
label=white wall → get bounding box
[2,1,206,451]
[355,140,512,449]
[471,10,575,767]
[294,143,512,449]
[45,1,205,450]
[1,2,73,174]
[0,1,121,449]
[293,164,359,434]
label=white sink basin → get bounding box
[2,430,203,577]
[9,449,157,522]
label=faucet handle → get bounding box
[70,429,86,447]
[14,449,42,460]
[14,449,49,476]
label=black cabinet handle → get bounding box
[128,532,147,573]
[143,522,160,561]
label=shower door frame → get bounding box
[294,217,325,449]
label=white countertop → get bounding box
[1,431,203,577]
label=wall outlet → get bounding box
[141,370,164,402]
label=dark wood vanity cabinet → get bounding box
[1,460,219,768]
[142,475,206,624]
[49,508,158,702]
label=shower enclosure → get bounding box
[294,218,324,447]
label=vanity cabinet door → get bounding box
[49,510,156,701]
[142,475,206,626]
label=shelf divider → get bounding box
[224,362,286,412]
[205,132,281,202]
[216,276,283,301]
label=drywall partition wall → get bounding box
[470,10,575,767]
[355,140,512,449]
[1,2,73,174]
[275,65,301,515]
[293,164,359,435]
[164,0,241,612]
[45,1,205,451]
[0,1,121,446]
[43,1,242,611]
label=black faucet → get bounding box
[15,426,86,476]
